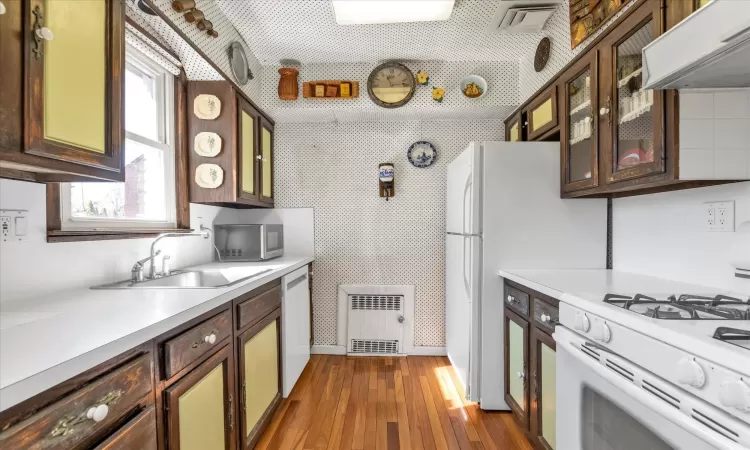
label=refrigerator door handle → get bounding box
[463,236,471,301]
[462,174,472,235]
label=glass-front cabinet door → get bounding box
[601,5,665,184]
[258,117,274,205]
[165,345,235,450]
[238,313,281,449]
[25,0,124,174]
[504,308,529,427]
[524,86,558,141]
[562,53,598,193]
[237,96,259,203]
[531,329,557,450]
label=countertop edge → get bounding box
[0,256,314,412]
[498,269,565,300]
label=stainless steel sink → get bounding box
[91,268,273,290]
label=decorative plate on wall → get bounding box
[407,141,437,168]
[194,132,222,157]
[534,37,551,72]
[195,163,224,188]
[194,94,221,120]
[228,42,254,85]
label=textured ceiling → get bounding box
[217,0,557,64]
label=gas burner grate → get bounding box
[604,293,750,320]
[713,327,750,350]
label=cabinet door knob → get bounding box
[0,2,7,15]
[256,154,262,160]
[516,371,524,379]
[36,26,54,40]
[599,107,609,116]
[86,404,109,423]
[204,333,217,344]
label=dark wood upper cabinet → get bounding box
[505,112,524,142]
[506,0,748,198]
[0,0,126,182]
[561,51,599,193]
[524,86,559,141]
[188,81,273,208]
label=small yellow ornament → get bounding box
[416,70,429,85]
[432,87,445,103]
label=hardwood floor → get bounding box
[256,355,533,450]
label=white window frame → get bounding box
[61,43,176,230]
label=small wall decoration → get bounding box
[229,42,254,85]
[460,75,486,99]
[194,132,221,157]
[278,67,299,100]
[407,141,437,168]
[431,87,445,103]
[193,94,221,120]
[416,70,429,86]
[367,62,416,108]
[570,0,629,49]
[534,37,551,72]
[378,163,395,201]
[195,163,224,188]
[172,0,219,38]
[303,80,359,99]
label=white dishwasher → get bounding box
[281,266,311,397]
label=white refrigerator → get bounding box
[445,141,607,409]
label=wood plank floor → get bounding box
[256,355,533,450]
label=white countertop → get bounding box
[498,269,750,375]
[0,256,313,411]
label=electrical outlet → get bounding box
[705,201,735,232]
[1,216,11,242]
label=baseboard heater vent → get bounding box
[350,339,399,354]
[350,295,402,311]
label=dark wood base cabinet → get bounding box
[504,0,748,198]
[0,273,297,450]
[504,280,559,450]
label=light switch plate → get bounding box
[705,201,735,232]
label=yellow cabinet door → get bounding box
[166,346,234,450]
[524,86,558,141]
[240,108,256,196]
[26,0,124,173]
[259,117,274,204]
[504,308,529,428]
[239,316,280,448]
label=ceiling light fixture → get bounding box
[332,0,455,25]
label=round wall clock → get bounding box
[367,62,416,108]
[407,141,437,168]
[534,37,551,73]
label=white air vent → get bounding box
[350,295,402,311]
[351,339,399,354]
[490,1,561,33]
[339,285,415,356]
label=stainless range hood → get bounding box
[642,0,750,90]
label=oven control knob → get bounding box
[719,380,750,412]
[574,313,590,333]
[676,358,705,388]
[593,322,611,343]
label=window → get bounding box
[60,43,176,230]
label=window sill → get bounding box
[47,228,192,243]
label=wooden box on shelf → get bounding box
[302,80,359,99]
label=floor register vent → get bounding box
[339,285,415,356]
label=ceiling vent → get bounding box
[490,1,562,33]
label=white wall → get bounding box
[0,179,237,304]
[613,181,750,291]
[273,120,504,347]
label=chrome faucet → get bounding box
[146,226,211,279]
[131,250,161,283]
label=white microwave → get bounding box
[213,224,284,261]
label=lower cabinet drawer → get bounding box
[0,354,153,450]
[164,310,232,379]
[236,285,281,330]
[93,406,157,450]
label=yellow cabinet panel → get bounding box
[261,127,272,199]
[510,122,520,142]
[178,364,226,450]
[243,320,279,436]
[508,320,525,411]
[44,0,106,153]
[531,98,553,133]
[241,110,255,195]
[541,343,556,449]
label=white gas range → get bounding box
[498,269,750,450]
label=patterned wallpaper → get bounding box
[273,120,504,346]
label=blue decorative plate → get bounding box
[407,141,437,168]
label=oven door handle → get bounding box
[555,333,749,450]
